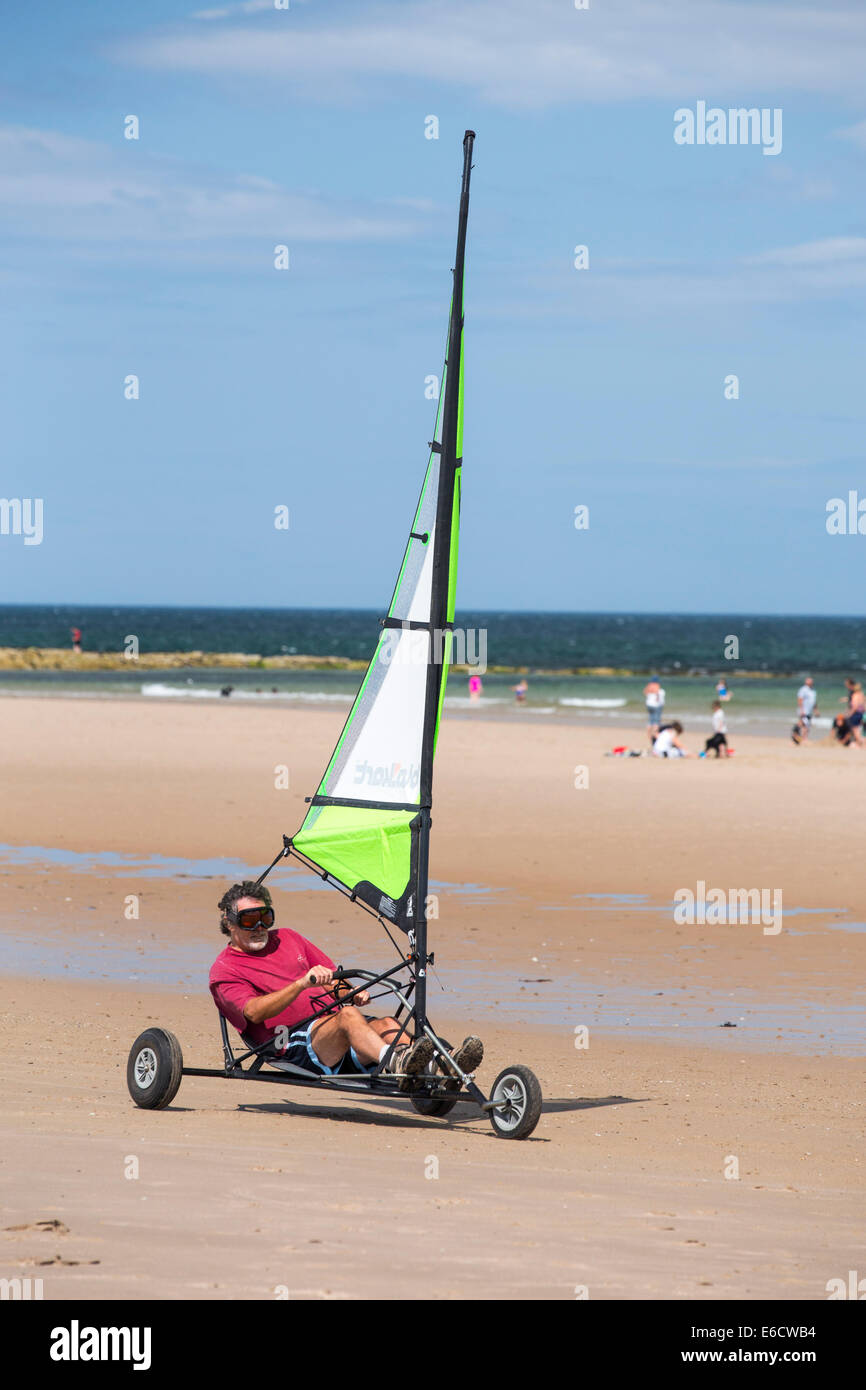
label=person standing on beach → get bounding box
[644,676,665,737]
[847,683,865,747]
[71,626,82,654]
[795,677,818,742]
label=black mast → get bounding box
[413,129,475,1032]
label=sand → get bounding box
[1,696,864,1300]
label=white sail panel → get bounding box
[328,626,430,803]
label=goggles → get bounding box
[234,906,275,931]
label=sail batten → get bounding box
[292,133,475,937]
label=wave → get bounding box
[140,683,351,703]
[558,697,627,708]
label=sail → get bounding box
[291,134,473,933]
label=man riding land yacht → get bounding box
[209,882,483,1087]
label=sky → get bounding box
[1,0,866,614]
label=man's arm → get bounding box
[243,966,333,1026]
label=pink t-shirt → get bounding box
[209,928,335,1048]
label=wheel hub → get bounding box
[135,1047,157,1089]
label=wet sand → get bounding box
[1,697,864,1300]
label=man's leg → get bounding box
[309,1008,411,1068]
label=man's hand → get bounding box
[306,966,333,987]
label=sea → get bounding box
[1,604,863,738]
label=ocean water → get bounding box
[0,605,862,737]
[2,604,866,673]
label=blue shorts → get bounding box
[280,1020,376,1076]
[647,705,663,723]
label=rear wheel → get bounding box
[410,1037,460,1118]
[127,1028,183,1110]
[488,1064,542,1140]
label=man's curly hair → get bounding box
[218,880,273,935]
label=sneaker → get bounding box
[391,1036,434,1091]
[440,1035,484,1083]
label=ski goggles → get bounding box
[234,906,275,931]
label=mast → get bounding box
[413,129,475,1031]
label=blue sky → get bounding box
[2,0,866,614]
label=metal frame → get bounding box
[182,963,498,1113]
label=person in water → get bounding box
[209,882,483,1089]
[715,679,731,702]
[512,678,528,703]
[468,672,483,702]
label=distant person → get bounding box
[652,720,689,758]
[512,678,528,704]
[840,677,857,711]
[847,683,865,747]
[715,679,731,702]
[220,685,234,698]
[644,676,665,737]
[468,672,483,702]
[794,677,818,743]
[833,714,855,747]
[71,626,82,654]
[701,701,729,758]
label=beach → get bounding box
[1,695,864,1300]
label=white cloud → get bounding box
[192,1,293,20]
[113,0,866,106]
[0,126,419,250]
[833,118,866,148]
[748,236,866,266]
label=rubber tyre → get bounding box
[127,1028,183,1110]
[488,1063,542,1139]
[410,1037,460,1118]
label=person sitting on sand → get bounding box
[652,720,689,758]
[209,881,483,1090]
[833,714,855,747]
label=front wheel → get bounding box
[488,1064,542,1139]
[127,1027,183,1109]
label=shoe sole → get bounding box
[398,1037,435,1091]
[441,1036,484,1083]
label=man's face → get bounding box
[227,896,273,953]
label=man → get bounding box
[795,676,818,742]
[209,881,483,1090]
